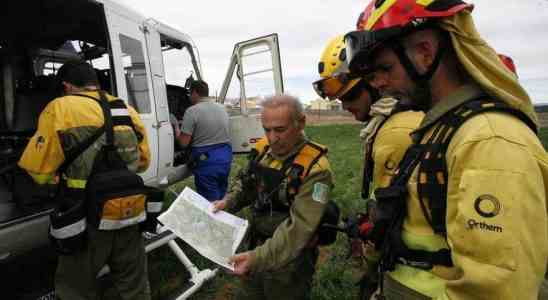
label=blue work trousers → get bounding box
[191,143,232,201]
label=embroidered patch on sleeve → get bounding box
[35,136,46,150]
[312,182,329,204]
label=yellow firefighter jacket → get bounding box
[361,109,424,277]
[18,90,150,189]
[387,84,548,300]
[370,110,424,192]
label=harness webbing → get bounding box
[249,138,328,209]
[361,103,417,199]
[376,97,536,274]
[73,93,143,142]
[416,98,537,235]
[252,138,327,181]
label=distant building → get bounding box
[535,103,548,113]
[223,96,263,115]
[245,96,262,109]
[307,98,342,111]
[223,96,262,109]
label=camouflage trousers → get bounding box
[233,248,318,300]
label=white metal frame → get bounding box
[97,187,217,299]
[218,33,284,112]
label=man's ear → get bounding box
[298,114,306,131]
[416,39,436,70]
[407,30,439,73]
[61,81,72,94]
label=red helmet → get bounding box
[498,54,518,76]
[346,0,473,76]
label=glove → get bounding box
[358,274,379,300]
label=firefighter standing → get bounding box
[18,60,151,300]
[212,94,333,300]
[344,0,548,299]
[314,35,424,297]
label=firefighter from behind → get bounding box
[18,60,152,300]
[345,0,548,298]
[212,94,334,300]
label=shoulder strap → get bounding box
[58,92,116,176]
[58,126,105,175]
[73,92,143,142]
[274,141,327,200]
[361,117,390,199]
[293,141,328,179]
[98,90,115,147]
[361,104,419,199]
[285,141,327,186]
[71,92,114,147]
[417,97,536,235]
[251,137,270,162]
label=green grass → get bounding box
[149,125,548,300]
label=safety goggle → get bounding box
[312,73,357,100]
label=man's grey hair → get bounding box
[261,94,304,125]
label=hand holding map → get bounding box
[158,187,249,270]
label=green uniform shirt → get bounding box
[226,137,333,273]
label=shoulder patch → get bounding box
[35,136,46,150]
[312,182,329,204]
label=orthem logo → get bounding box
[467,219,503,233]
[384,159,396,170]
[474,194,501,218]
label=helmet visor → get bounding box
[345,27,403,76]
[313,74,355,100]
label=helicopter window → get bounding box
[161,44,194,120]
[42,62,63,76]
[120,34,151,114]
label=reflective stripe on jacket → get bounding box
[19,91,150,186]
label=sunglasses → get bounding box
[312,73,358,100]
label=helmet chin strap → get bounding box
[389,39,447,110]
[365,82,380,103]
[390,39,447,82]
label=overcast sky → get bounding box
[118,0,548,104]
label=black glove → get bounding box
[173,148,191,167]
[358,274,379,300]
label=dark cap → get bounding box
[190,80,209,97]
[57,59,99,87]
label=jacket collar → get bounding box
[414,84,485,135]
[268,135,307,162]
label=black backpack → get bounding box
[84,91,156,230]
